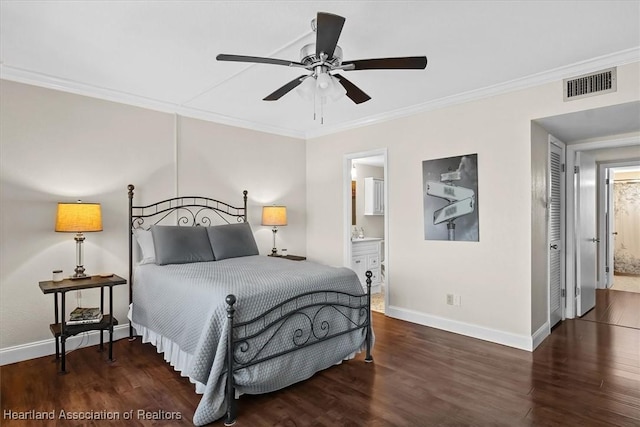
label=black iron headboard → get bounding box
[127,184,248,338]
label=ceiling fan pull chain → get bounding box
[313,85,317,121]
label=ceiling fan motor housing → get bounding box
[300,43,343,68]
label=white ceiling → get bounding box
[536,101,640,143]
[1,1,639,139]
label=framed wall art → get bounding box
[422,153,479,241]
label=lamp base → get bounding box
[69,264,87,280]
[71,234,88,279]
[271,227,279,256]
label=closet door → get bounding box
[549,141,565,327]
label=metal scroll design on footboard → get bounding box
[223,272,374,426]
[127,184,248,339]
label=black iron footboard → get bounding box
[224,271,374,426]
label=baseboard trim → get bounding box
[386,306,534,351]
[2,311,544,364]
[532,322,550,350]
[0,324,130,366]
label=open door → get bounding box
[576,151,597,316]
[605,168,615,288]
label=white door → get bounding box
[576,151,597,316]
[606,168,615,288]
[549,141,565,327]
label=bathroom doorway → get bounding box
[344,149,388,314]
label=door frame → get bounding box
[598,159,640,288]
[564,135,639,318]
[548,135,566,328]
[343,148,389,309]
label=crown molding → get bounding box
[305,47,640,139]
[0,65,306,140]
[2,47,638,141]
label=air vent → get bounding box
[563,67,616,101]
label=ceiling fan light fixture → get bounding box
[328,75,346,101]
[312,71,345,103]
[316,72,332,91]
[296,76,316,101]
[296,71,345,104]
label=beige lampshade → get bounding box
[55,202,103,232]
[261,205,287,226]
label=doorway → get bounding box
[565,137,640,318]
[577,151,640,329]
[344,149,388,314]
[601,163,640,293]
[578,160,640,330]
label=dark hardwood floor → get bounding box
[580,289,640,329]
[2,311,639,426]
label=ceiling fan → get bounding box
[216,12,427,105]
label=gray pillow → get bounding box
[207,222,259,260]
[151,225,215,265]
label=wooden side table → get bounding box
[38,274,127,374]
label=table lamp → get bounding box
[55,201,102,279]
[261,205,287,256]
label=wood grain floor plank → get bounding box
[581,289,640,329]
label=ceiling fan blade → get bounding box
[217,54,304,68]
[263,75,308,101]
[315,12,345,59]
[343,56,428,70]
[334,74,371,104]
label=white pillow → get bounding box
[133,228,156,264]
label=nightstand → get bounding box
[39,274,127,374]
[268,254,307,261]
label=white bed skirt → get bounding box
[128,304,206,394]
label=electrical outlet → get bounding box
[446,294,454,305]
[453,294,462,306]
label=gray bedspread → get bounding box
[132,255,369,425]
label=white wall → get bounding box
[306,61,640,349]
[590,144,640,162]
[177,116,306,255]
[0,80,306,362]
[0,81,175,356]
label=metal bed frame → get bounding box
[127,185,373,426]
